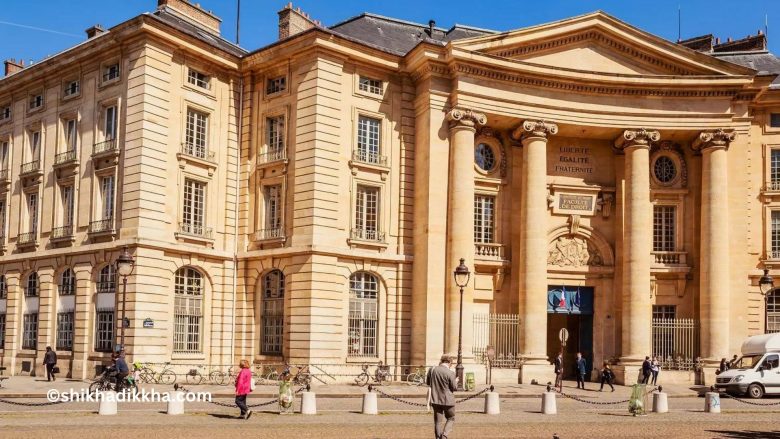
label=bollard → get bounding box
[362,391,378,415]
[652,392,668,413]
[704,392,721,413]
[301,391,317,415]
[98,390,118,415]
[167,391,185,415]
[484,390,500,415]
[541,391,557,415]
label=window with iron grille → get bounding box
[25,272,39,297]
[266,76,286,95]
[174,267,203,353]
[183,179,206,234]
[0,275,6,299]
[348,272,379,357]
[264,185,282,231]
[65,119,77,151]
[94,310,114,352]
[104,106,117,140]
[57,312,74,350]
[652,205,675,252]
[64,79,80,97]
[27,192,38,235]
[261,270,284,355]
[474,195,495,243]
[652,305,677,320]
[29,94,43,110]
[0,313,5,349]
[355,185,379,240]
[185,109,208,158]
[100,175,114,221]
[187,68,210,89]
[358,76,382,95]
[103,63,120,82]
[60,269,75,296]
[22,313,38,350]
[61,185,74,228]
[356,116,381,164]
[30,130,41,161]
[266,115,285,153]
[0,105,10,121]
[768,289,780,333]
[97,265,116,294]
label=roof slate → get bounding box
[712,52,780,84]
[149,8,246,57]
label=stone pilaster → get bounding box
[2,273,21,374]
[514,120,557,364]
[692,129,735,364]
[444,108,486,357]
[615,128,659,364]
[70,264,93,379]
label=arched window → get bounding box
[60,269,75,295]
[261,270,284,355]
[769,289,780,333]
[97,265,116,294]
[348,272,379,358]
[25,272,39,297]
[174,267,203,353]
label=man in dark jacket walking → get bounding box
[641,356,652,384]
[575,352,587,390]
[43,346,57,382]
[427,354,458,439]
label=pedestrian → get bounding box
[640,356,652,384]
[719,358,730,374]
[575,352,587,390]
[554,352,564,391]
[234,359,253,420]
[599,362,615,392]
[43,346,57,382]
[650,356,660,385]
[728,354,739,369]
[426,354,458,439]
[115,353,130,390]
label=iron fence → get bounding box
[473,313,522,368]
[651,317,699,371]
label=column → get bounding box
[693,129,735,363]
[516,120,557,364]
[444,108,486,356]
[615,129,659,364]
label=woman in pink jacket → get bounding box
[235,359,253,419]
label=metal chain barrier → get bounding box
[553,385,659,406]
[203,386,305,409]
[719,392,780,406]
[0,398,70,407]
[372,387,428,408]
[455,387,491,404]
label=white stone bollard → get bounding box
[362,391,378,415]
[301,391,317,415]
[98,391,118,415]
[704,392,721,413]
[652,392,668,413]
[167,391,185,415]
[484,391,500,415]
[541,391,557,415]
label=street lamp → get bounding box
[453,258,471,391]
[759,269,774,334]
[115,246,135,350]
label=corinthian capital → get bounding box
[446,108,487,129]
[691,129,736,152]
[614,129,661,150]
[512,120,559,142]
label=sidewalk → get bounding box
[0,376,700,399]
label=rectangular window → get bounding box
[65,119,77,151]
[100,175,114,220]
[94,310,114,352]
[474,195,495,243]
[185,109,208,158]
[29,94,43,110]
[104,106,117,140]
[64,79,80,97]
[22,313,38,350]
[173,295,202,353]
[56,312,74,351]
[358,76,382,95]
[0,105,10,121]
[0,199,6,237]
[0,140,7,170]
[182,179,206,235]
[652,305,677,320]
[30,130,41,161]
[652,205,676,252]
[772,211,780,259]
[103,63,120,82]
[266,76,286,95]
[355,185,380,240]
[61,185,74,227]
[264,185,282,231]
[0,313,5,349]
[772,113,780,128]
[187,68,210,89]
[772,150,780,190]
[27,192,38,234]
[356,116,381,164]
[266,115,285,153]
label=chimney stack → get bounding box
[85,24,106,39]
[4,58,24,76]
[428,20,436,37]
[278,3,318,40]
[157,0,221,34]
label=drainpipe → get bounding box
[229,73,244,365]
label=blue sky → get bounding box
[0,0,776,63]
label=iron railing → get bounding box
[352,150,387,166]
[178,222,213,239]
[89,218,114,234]
[258,148,286,164]
[20,160,41,175]
[180,143,215,162]
[51,225,74,240]
[350,228,385,242]
[93,139,118,156]
[17,231,37,246]
[473,313,522,368]
[255,227,284,241]
[651,318,699,371]
[54,149,78,165]
[767,181,780,191]
[0,169,8,181]
[475,243,505,260]
[767,251,780,260]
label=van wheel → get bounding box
[747,383,764,399]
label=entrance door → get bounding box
[546,286,594,379]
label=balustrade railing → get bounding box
[89,218,113,234]
[17,231,37,245]
[255,227,284,241]
[475,242,504,260]
[178,222,213,239]
[51,225,74,239]
[54,149,78,165]
[652,251,687,265]
[258,148,286,164]
[20,160,41,175]
[93,139,118,156]
[180,143,215,161]
[350,227,384,242]
[351,150,387,166]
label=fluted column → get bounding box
[515,120,557,363]
[444,108,486,356]
[615,129,659,364]
[693,129,735,363]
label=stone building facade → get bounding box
[1,1,779,384]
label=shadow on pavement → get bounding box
[207,413,239,420]
[706,430,780,439]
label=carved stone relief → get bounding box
[547,236,604,267]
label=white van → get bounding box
[714,333,780,398]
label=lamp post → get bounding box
[453,258,471,391]
[759,269,774,334]
[115,246,135,350]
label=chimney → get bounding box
[157,0,221,34]
[278,3,318,40]
[715,37,720,44]
[85,24,106,39]
[427,20,436,37]
[4,58,24,76]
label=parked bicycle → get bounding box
[139,362,176,385]
[276,362,312,386]
[355,362,390,387]
[405,366,427,386]
[185,365,205,385]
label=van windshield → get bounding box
[738,355,765,369]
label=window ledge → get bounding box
[62,93,80,102]
[176,152,217,175]
[175,232,215,246]
[346,357,380,364]
[347,238,389,250]
[348,159,390,178]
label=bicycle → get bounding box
[145,362,177,385]
[406,366,427,386]
[279,362,312,386]
[185,365,204,385]
[354,362,390,387]
[208,367,227,385]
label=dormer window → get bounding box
[187,68,210,89]
[358,76,382,95]
[63,80,80,98]
[29,94,43,110]
[266,76,286,95]
[103,63,120,82]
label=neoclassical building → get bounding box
[0,1,779,383]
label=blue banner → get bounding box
[547,286,593,314]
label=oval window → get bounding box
[653,155,677,184]
[475,143,496,172]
